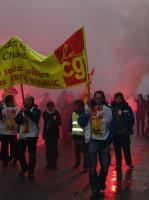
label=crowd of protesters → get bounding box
[0,90,149,199]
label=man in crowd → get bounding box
[69,99,89,173]
[0,95,19,166]
[112,92,135,171]
[136,94,146,135]
[42,101,61,169]
[89,90,113,199]
[15,96,41,178]
[145,94,149,137]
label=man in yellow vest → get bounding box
[69,100,89,173]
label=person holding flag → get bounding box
[88,90,114,199]
[15,96,41,178]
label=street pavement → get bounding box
[0,135,149,200]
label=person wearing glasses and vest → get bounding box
[69,99,89,173]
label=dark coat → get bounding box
[111,101,135,135]
[42,110,61,140]
[15,105,41,126]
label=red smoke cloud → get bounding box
[116,55,149,96]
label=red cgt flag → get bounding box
[54,27,89,87]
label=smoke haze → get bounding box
[0,0,149,100]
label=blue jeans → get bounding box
[88,139,111,191]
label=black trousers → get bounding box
[1,135,18,162]
[18,137,38,174]
[74,142,87,169]
[113,134,132,167]
[45,138,58,166]
[136,114,145,135]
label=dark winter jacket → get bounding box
[15,105,41,139]
[0,102,3,121]
[15,105,41,126]
[111,101,135,135]
[42,110,61,140]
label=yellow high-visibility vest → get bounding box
[72,112,84,136]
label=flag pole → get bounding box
[20,84,25,106]
[82,26,91,106]
[20,84,29,132]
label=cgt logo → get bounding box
[60,44,87,86]
[62,54,86,80]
